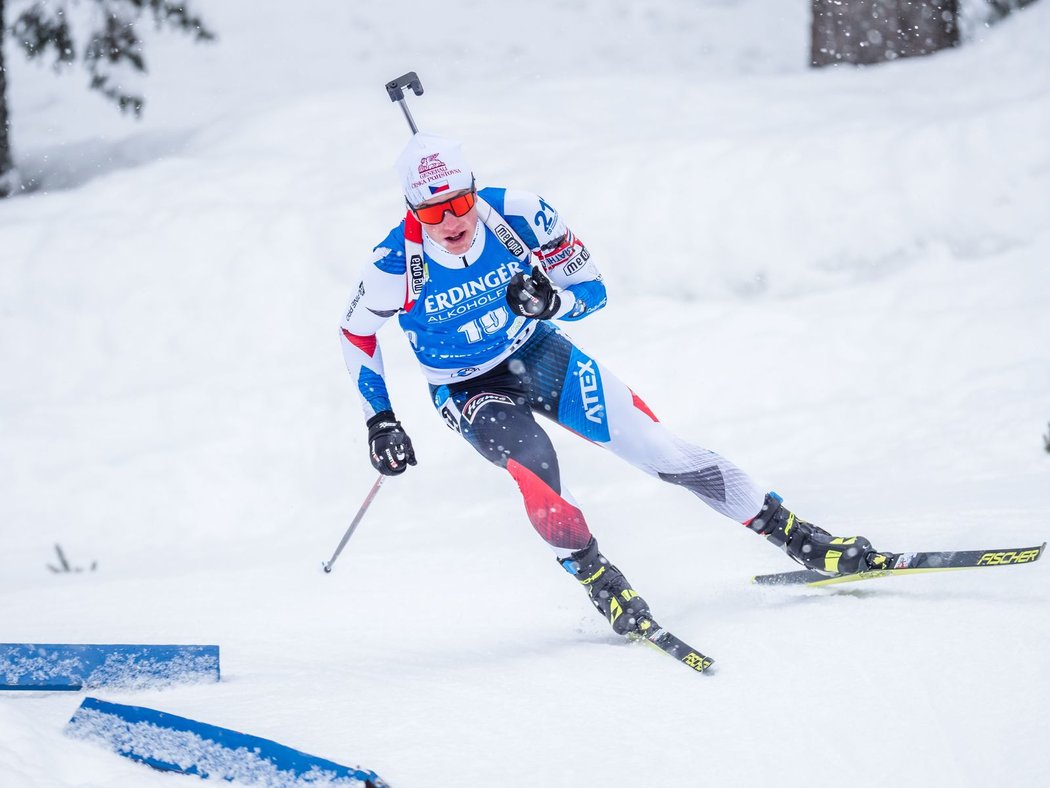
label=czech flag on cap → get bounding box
[429,182,450,195]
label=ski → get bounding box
[753,542,1045,587]
[629,620,714,674]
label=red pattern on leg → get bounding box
[506,459,592,550]
[630,389,659,422]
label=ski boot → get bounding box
[560,537,652,636]
[747,492,887,575]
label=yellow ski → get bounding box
[753,542,1045,587]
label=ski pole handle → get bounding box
[513,266,550,317]
[516,278,543,313]
[385,72,424,135]
[385,72,423,102]
[322,474,386,574]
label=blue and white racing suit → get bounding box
[340,187,764,557]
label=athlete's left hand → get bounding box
[506,267,560,320]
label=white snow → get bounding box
[2,1,1048,786]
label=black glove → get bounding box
[367,411,417,476]
[506,267,561,320]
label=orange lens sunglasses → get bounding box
[412,190,477,225]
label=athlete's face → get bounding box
[417,189,478,255]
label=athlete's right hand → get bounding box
[367,411,417,476]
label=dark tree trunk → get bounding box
[0,0,16,196]
[988,0,1040,18]
[811,0,959,68]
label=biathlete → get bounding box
[340,133,886,635]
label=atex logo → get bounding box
[577,360,604,424]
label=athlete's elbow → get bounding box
[585,295,608,319]
[583,281,608,316]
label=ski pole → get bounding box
[385,71,424,134]
[323,474,386,574]
[322,73,417,577]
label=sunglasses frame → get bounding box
[409,178,477,225]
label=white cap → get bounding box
[395,133,474,207]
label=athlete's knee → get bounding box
[658,465,729,503]
[506,457,591,551]
[491,419,561,491]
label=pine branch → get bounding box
[11,0,216,117]
[143,0,216,42]
[12,2,77,67]
[85,11,144,70]
[88,73,144,115]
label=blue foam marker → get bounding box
[0,644,220,691]
[66,697,387,787]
